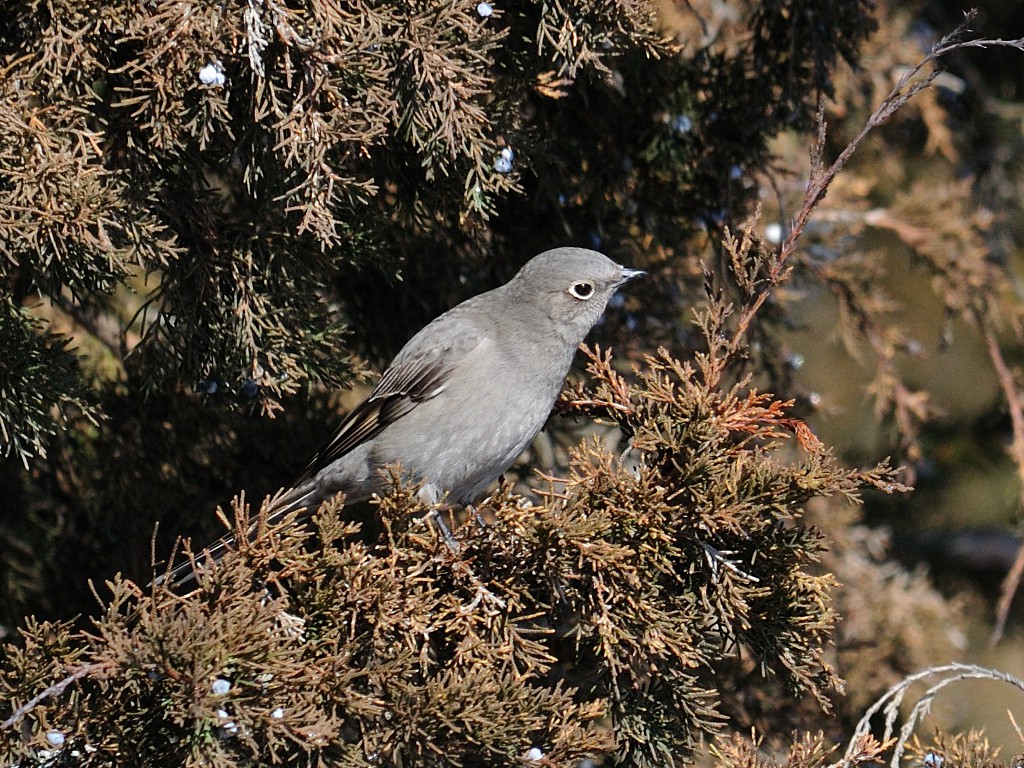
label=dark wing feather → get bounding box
[295,330,481,483]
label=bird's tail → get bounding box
[154,486,322,589]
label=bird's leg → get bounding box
[428,508,461,554]
[421,509,505,613]
[415,486,505,612]
[466,503,491,529]
[416,484,461,554]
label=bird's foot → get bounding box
[426,505,504,614]
[276,609,307,639]
[466,503,491,529]
[428,507,461,554]
[446,549,506,615]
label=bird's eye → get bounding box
[568,281,595,300]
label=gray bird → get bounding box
[170,247,642,580]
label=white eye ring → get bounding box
[568,281,595,300]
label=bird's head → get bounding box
[509,247,646,343]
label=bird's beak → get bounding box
[615,266,647,286]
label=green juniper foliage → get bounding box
[0,300,98,468]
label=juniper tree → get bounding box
[0,0,878,624]
[5,0,1024,766]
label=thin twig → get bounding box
[1,662,107,730]
[842,662,1024,768]
[994,545,1024,644]
[977,312,1024,643]
[725,18,1024,364]
[52,293,124,361]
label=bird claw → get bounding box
[466,503,491,529]
[428,508,461,554]
[443,544,506,614]
[424,506,504,614]
[276,609,307,639]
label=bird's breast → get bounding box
[371,337,571,503]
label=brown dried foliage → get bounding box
[2,322,904,764]
[5,0,1024,766]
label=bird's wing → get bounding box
[295,326,484,483]
[157,323,484,591]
